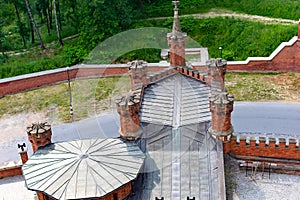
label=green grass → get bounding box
[225,72,300,101]
[141,17,297,60]
[143,0,300,20]
[0,76,130,122]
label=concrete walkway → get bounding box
[0,176,35,200]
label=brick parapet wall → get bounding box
[0,164,22,179]
[0,63,169,97]
[229,134,300,160]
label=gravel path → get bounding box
[150,9,298,25]
[225,155,300,200]
[0,112,49,144]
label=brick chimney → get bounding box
[27,122,52,153]
[207,58,227,93]
[167,0,187,67]
[209,92,234,153]
[17,143,28,164]
[116,92,142,141]
[128,60,148,90]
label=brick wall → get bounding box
[0,166,22,178]
[226,38,300,73]
[0,64,170,97]
[229,136,300,160]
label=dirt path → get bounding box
[150,9,298,25]
[5,34,79,56]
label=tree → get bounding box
[0,22,8,63]
[5,0,27,47]
[35,0,52,35]
[78,0,133,48]
[24,0,45,49]
[53,0,63,47]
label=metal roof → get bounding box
[140,73,211,126]
[22,138,145,200]
[126,73,226,200]
[127,123,225,200]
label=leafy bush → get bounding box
[63,45,88,66]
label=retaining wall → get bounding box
[227,37,300,72]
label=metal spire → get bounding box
[172,0,181,33]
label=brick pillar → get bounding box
[27,122,52,153]
[17,143,28,164]
[207,58,227,92]
[116,92,142,141]
[298,19,300,39]
[37,192,46,200]
[128,60,148,90]
[167,0,187,67]
[209,92,234,153]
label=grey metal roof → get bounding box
[127,123,225,200]
[140,73,211,126]
[126,73,226,200]
[22,138,145,200]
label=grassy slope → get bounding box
[144,0,300,20]
[141,17,297,60]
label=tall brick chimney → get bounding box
[27,122,52,153]
[207,58,227,93]
[209,92,234,153]
[167,0,187,67]
[128,60,148,90]
[116,92,142,140]
[17,143,28,164]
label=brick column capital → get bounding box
[128,60,148,90]
[116,92,142,140]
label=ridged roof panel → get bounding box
[22,139,145,200]
[140,73,211,127]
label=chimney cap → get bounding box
[17,142,27,153]
[115,92,140,107]
[128,60,148,70]
[27,122,51,135]
[210,92,234,105]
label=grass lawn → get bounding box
[225,72,300,102]
[0,76,130,123]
